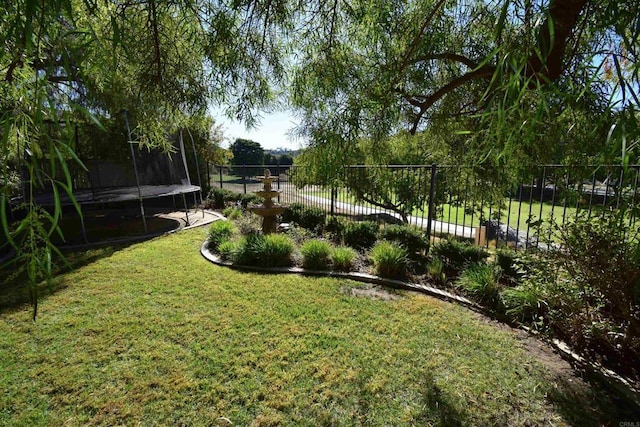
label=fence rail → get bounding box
[209,163,640,250]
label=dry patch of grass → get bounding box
[0,229,631,425]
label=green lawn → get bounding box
[303,187,585,230]
[1,228,629,425]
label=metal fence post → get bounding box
[242,164,247,194]
[426,163,437,241]
[331,187,336,215]
[219,166,223,189]
[276,160,281,204]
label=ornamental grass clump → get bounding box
[331,246,357,272]
[207,220,236,251]
[217,239,242,262]
[456,263,504,312]
[261,234,295,267]
[370,241,408,279]
[300,239,333,270]
[222,206,243,220]
[234,232,294,268]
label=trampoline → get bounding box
[12,113,205,244]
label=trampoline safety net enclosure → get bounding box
[10,121,203,244]
[26,134,200,206]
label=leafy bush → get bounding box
[234,213,262,235]
[207,220,236,251]
[494,248,523,283]
[207,188,262,209]
[281,202,326,231]
[300,239,333,270]
[343,221,379,250]
[325,215,348,241]
[239,193,263,208]
[234,232,294,268]
[331,247,357,272]
[430,239,489,274]
[370,241,408,279]
[283,224,316,245]
[545,214,640,378]
[207,188,236,209]
[456,263,503,312]
[378,224,430,256]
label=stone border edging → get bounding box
[200,238,478,309]
[199,220,640,411]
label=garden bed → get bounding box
[202,199,640,408]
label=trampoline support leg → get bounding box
[182,193,190,226]
[140,200,148,234]
[79,207,88,244]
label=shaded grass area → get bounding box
[0,229,633,425]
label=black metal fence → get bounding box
[209,163,640,249]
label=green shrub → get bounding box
[234,213,262,235]
[239,193,263,208]
[218,239,242,261]
[456,263,503,311]
[331,246,357,272]
[234,232,265,266]
[208,188,236,209]
[325,215,348,241]
[343,221,379,250]
[544,214,640,378]
[283,225,316,245]
[430,239,489,273]
[370,241,408,279]
[281,202,326,231]
[378,224,430,256]
[494,248,522,282]
[300,239,333,270]
[222,206,242,220]
[207,188,262,209]
[207,220,236,251]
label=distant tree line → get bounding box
[229,138,294,175]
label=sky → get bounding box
[211,109,305,151]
